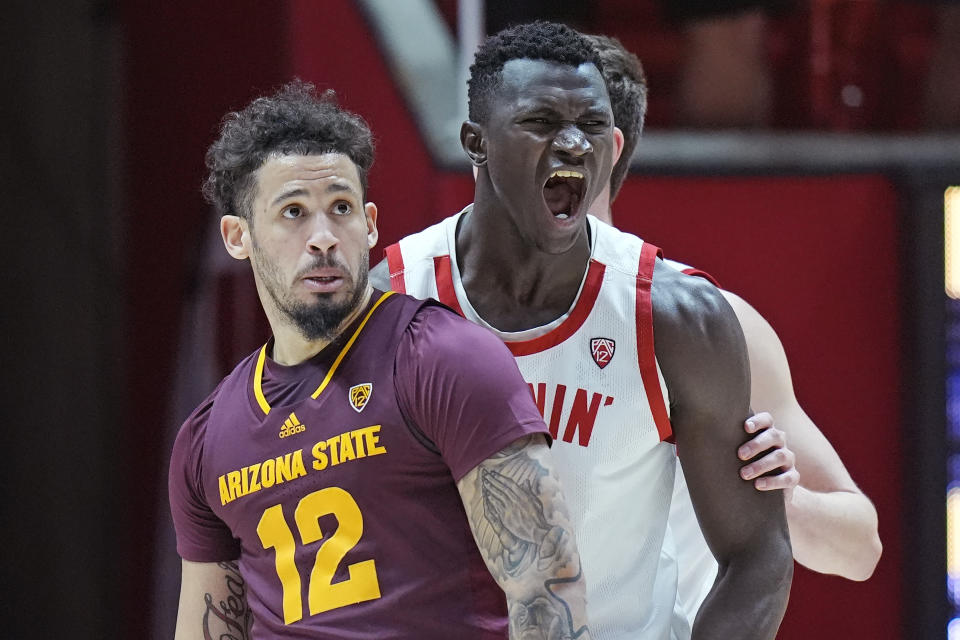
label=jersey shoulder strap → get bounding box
[662,257,720,287]
[384,210,463,294]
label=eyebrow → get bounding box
[270,187,308,208]
[269,183,358,208]
[325,182,358,197]
[516,99,560,111]
[516,98,610,114]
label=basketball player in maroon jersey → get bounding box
[169,81,590,639]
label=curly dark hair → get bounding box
[584,34,647,202]
[202,79,375,221]
[467,21,605,123]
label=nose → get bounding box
[551,123,592,158]
[306,215,339,255]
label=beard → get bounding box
[253,243,370,342]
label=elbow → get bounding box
[764,534,795,597]
[741,540,794,606]
[843,502,883,581]
[727,537,793,596]
[776,541,795,592]
[848,531,883,582]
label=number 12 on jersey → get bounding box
[256,487,381,624]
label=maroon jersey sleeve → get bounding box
[395,305,549,482]
[168,386,241,562]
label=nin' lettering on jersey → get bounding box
[170,291,548,639]
[386,209,683,639]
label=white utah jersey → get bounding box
[386,208,682,639]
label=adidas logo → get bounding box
[279,412,306,439]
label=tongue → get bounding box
[544,181,579,216]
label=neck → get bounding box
[267,287,373,365]
[456,184,592,331]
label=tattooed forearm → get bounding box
[481,467,567,576]
[202,561,253,640]
[459,435,590,639]
[511,563,591,640]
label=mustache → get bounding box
[294,254,351,280]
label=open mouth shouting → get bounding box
[543,169,586,222]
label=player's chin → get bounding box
[534,216,588,254]
[307,289,348,308]
[315,281,364,310]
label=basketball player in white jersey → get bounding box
[585,33,882,624]
[371,21,792,639]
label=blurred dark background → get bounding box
[3,1,957,638]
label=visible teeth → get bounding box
[556,213,569,220]
[550,170,584,179]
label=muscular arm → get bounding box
[457,434,590,640]
[175,559,252,640]
[654,265,792,639]
[724,290,882,581]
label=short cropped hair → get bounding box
[585,34,647,202]
[203,79,375,220]
[467,21,605,123]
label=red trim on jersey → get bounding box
[433,255,465,317]
[503,260,606,357]
[637,242,673,442]
[384,243,406,294]
[681,267,720,288]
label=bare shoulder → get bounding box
[369,257,390,290]
[651,260,744,353]
[650,260,749,406]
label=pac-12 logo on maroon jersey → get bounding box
[349,383,372,412]
[590,338,615,369]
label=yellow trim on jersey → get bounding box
[253,345,271,415]
[310,291,395,400]
[253,291,396,415]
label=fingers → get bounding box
[744,411,775,434]
[481,471,509,520]
[483,487,507,514]
[754,468,800,492]
[481,468,521,503]
[739,446,797,482]
[482,491,505,524]
[738,425,786,461]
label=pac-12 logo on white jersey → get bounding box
[590,337,616,369]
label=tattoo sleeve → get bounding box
[458,435,591,639]
[201,561,253,640]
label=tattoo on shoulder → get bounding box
[202,561,253,640]
[466,438,589,638]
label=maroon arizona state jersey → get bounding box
[169,291,548,639]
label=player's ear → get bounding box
[221,215,250,260]
[612,126,625,165]
[364,202,379,249]
[460,121,487,167]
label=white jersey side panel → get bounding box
[390,211,682,640]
